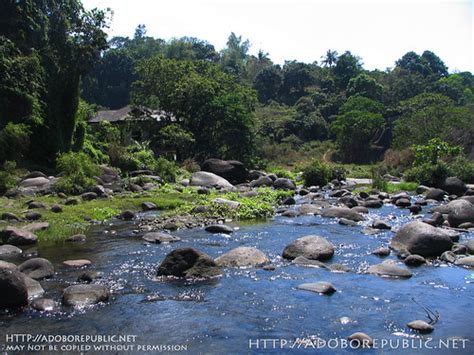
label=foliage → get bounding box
[403,161,450,187]
[333,51,362,89]
[371,166,388,191]
[392,93,471,149]
[55,152,100,195]
[347,73,384,101]
[155,124,195,158]
[133,57,257,162]
[0,161,17,193]
[302,160,346,187]
[449,156,474,183]
[412,138,462,166]
[0,123,31,163]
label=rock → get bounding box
[282,235,334,261]
[466,239,474,254]
[141,202,157,211]
[404,254,426,266]
[213,198,240,209]
[205,224,234,234]
[359,191,370,199]
[249,176,273,188]
[321,207,364,222]
[92,185,107,196]
[368,260,413,278]
[163,222,178,230]
[446,200,474,228]
[25,211,42,221]
[129,184,143,193]
[263,264,276,271]
[81,192,98,201]
[454,256,474,268]
[215,247,269,267]
[248,170,266,181]
[452,244,467,254]
[362,200,383,209]
[281,210,299,217]
[65,198,79,206]
[352,206,369,214]
[0,244,23,258]
[440,251,457,263]
[458,222,474,229]
[0,227,38,245]
[142,232,181,244]
[273,178,296,190]
[77,271,103,283]
[409,205,422,214]
[156,248,221,278]
[19,177,50,188]
[0,267,28,308]
[348,333,373,348]
[66,234,87,242]
[395,198,411,207]
[329,189,349,198]
[299,189,309,196]
[339,218,358,226]
[441,177,467,197]
[460,196,474,204]
[118,210,135,220]
[62,284,110,307]
[416,185,430,194]
[390,221,453,257]
[57,192,67,198]
[407,320,434,333]
[292,256,327,268]
[415,199,428,206]
[18,258,54,279]
[50,204,63,213]
[24,276,44,298]
[23,171,48,180]
[299,204,320,215]
[282,197,296,205]
[23,222,49,232]
[201,159,247,184]
[392,192,410,202]
[190,171,234,189]
[339,196,358,208]
[63,259,91,268]
[328,264,351,273]
[425,188,447,201]
[372,247,390,257]
[422,212,445,226]
[372,219,391,230]
[28,201,46,209]
[197,187,210,195]
[1,212,20,221]
[31,298,56,311]
[297,282,336,295]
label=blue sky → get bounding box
[82,0,474,72]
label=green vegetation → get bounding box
[55,152,100,195]
[301,160,347,186]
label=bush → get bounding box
[301,161,346,187]
[154,157,178,182]
[403,161,451,187]
[0,123,31,163]
[449,156,474,183]
[0,161,17,193]
[55,152,100,195]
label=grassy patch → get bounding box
[385,182,418,193]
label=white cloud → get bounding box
[83,0,474,72]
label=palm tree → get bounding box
[321,49,339,67]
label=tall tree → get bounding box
[321,49,338,67]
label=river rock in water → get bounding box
[368,260,413,278]
[282,235,334,261]
[215,247,269,267]
[156,248,221,278]
[18,258,54,279]
[62,284,110,307]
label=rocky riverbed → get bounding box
[0,166,474,353]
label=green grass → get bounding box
[0,185,293,242]
[385,182,418,193]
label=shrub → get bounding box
[55,152,100,195]
[403,161,451,187]
[0,123,31,163]
[182,158,200,173]
[0,161,17,193]
[449,156,474,183]
[153,157,178,182]
[371,166,388,191]
[302,161,332,187]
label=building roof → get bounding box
[89,105,178,123]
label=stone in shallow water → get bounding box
[454,256,474,268]
[142,232,181,244]
[404,254,426,267]
[215,247,269,268]
[283,235,334,261]
[63,259,91,268]
[0,244,23,258]
[19,258,54,279]
[297,282,336,295]
[204,224,233,234]
[372,247,390,257]
[0,227,38,245]
[347,332,373,348]
[31,298,56,311]
[62,284,110,307]
[367,260,413,278]
[66,234,87,242]
[292,256,327,268]
[156,248,221,278]
[407,320,434,333]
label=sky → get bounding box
[82,0,474,73]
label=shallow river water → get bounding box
[1,201,473,354]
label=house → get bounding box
[89,105,179,159]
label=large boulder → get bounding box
[215,247,269,267]
[321,207,364,222]
[446,200,474,228]
[156,248,221,278]
[249,176,273,188]
[0,265,28,308]
[0,227,38,245]
[425,188,447,202]
[390,221,453,257]
[441,177,467,197]
[62,284,110,307]
[19,177,50,188]
[190,171,235,189]
[273,178,296,190]
[0,245,23,258]
[368,260,413,278]
[201,159,248,184]
[282,235,334,261]
[18,258,54,279]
